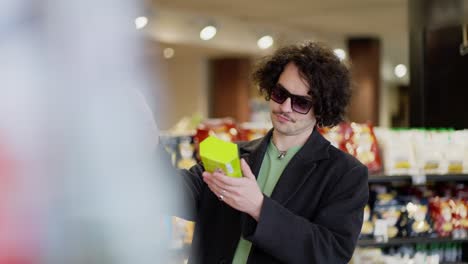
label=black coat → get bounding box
[177,128,369,264]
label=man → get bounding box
[169,42,369,263]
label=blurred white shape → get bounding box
[333,48,346,61]
[200,25,217,40]
[394,64,407,78]
[0,0,176,264]
[257,35,274,49]
[135,16,148,29]
[163,47,175,59]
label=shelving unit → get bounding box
[358,237,468,248]
[368,174,468,183]
[361,173,468,261]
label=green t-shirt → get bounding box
[232,140,301,264]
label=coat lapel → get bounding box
[239,128,331,205]
[239,130,272,178]
[270,128,331,205]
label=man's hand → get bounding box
[202,159,264,221]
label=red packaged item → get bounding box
[345,122,383,174]
[430,197,454,237]
[318,123,348,152]
[194,118,239,161]
[320,122,382,174]
[452,199,468,238]
[238,122,270,142]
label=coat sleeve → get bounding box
[156,145,206,221]
[242,164,369,263]
[175,164,206,221]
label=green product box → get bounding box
[199,136,242,178]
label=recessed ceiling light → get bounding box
[163,48,175,59]
[333,49,346,61]
[394,64,407,78]
[200,25,217,40]
[257,35,274,49]
[135,16,148,30]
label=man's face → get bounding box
[269,63,317,137]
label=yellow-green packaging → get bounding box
[199,136,242,178]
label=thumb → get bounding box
[241,159,255,179]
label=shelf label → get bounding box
[411,174,427,185]
[373,219,388,243]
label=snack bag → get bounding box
[406,201,431,236]
[373,193,403,239]
[414,129,444,174]
[238,122,270,141]
[319,123,348,151]
[430,197,454,237]
[345,122,383,174]
[195,118,239,144]
[445,130,466,174]
[360,205,374,238]
[452,199,468,238]
[382,129,417,175]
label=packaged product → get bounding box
[413,129,445,174]
[172,216,195,247]
[345,122,382,174]
[445,130,467,174]
[380,129,417,175]
[319,123,348,151]
[177,136,197,169]
[373,193,404,239]
[404,200,431,237]
[199,136,242,178]
[321,122,382,174]
[430,197,454,237]
[194,118,239,144]
[360,205,374,238]
[159,133,196,168]
[238,122,270,141]
[452,199,468,238]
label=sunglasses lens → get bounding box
[292,97,313,114]
[271,85,313,114]
[270,86,287,104]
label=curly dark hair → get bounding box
[252,42,351,127]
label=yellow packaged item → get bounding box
[199,136,242,178]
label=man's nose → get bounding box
[279,97,293,113]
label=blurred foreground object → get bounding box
[0,0,176,263]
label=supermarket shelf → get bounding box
[368,174,413,183]
[368,174,468,183]
[357,236,468,247]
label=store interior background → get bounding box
[144,0,468,132]
[142,1,468,262]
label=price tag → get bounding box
[373,219,388,242]
[411,174,427,185]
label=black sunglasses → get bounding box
[270,84,314,114]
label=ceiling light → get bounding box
[257,35,274,49]
[135,16,148,30]
[200,25,217,40]
[394,64,407,78]
[333,49,346,61]
[163,48,175,59]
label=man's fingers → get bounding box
[212,171,243,186]
[241,159,255,179]
[203,173,238,193]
